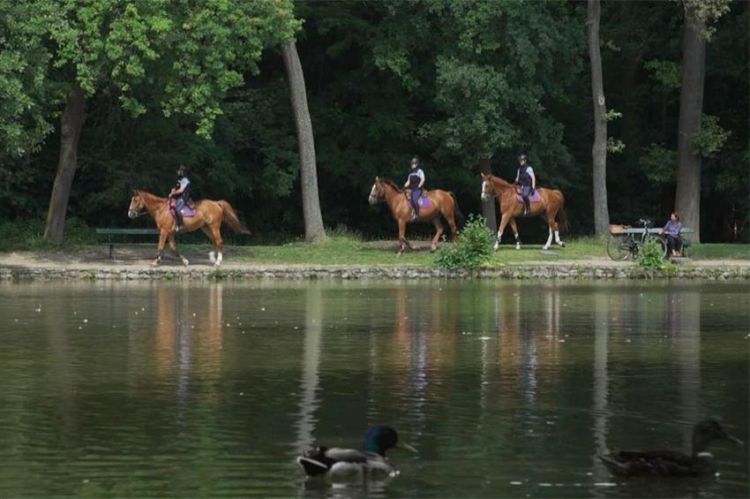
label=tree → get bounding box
[3,0,299,242]
[674,0,730,242]
[587,0,610,235]
[370,1,581,233]
[281,42,326,242]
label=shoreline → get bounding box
[1,259,748,281]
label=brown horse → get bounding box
[368,177,463,255]
[127,189,250,266]
[480,173,567,250]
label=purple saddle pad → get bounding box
[418,196,430,208]
[516,191,541,204]
[179,206,196,217]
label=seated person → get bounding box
[663,212,683,257]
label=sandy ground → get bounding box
[0,244,747,270]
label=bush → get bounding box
[434,215,494,271]
[0,217,96,251]
[637,236,670,271]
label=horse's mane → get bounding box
[380,179,403,193]
[134,189,166,202]
[487,174,514,189]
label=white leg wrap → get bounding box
[543,229,553,250]
[209,251,216,263]
[216,252,223,266]
[555,230,563,245]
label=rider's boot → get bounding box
[523,198,530,216]
[175,211,184,233]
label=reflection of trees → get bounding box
[674,291,701,449]
[591,291,610,482]
[295,285,323,454]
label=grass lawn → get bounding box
[229,235,747,266]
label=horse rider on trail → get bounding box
[404,156,425,221]
[515,154,536,216]
[169,165,191,232]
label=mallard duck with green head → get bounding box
[599,419,743,477]
[296,425,416,481]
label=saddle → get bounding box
[404,190,431,209]
[514,186,541,204]
[168,198,196,218]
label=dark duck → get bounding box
[296,425,416,481]
[599,419,743,477]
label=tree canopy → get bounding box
[0,0,747,242]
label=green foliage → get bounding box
[636,236,670,271]
[607,137,625,154]
[604,109,623,122]
[0,217,95,251]
[644,59,681,89]
[434,215,493,271]
[640,144,676,184]
[693,115,731,157]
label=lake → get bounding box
[0,280,747,498]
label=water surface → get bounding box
[0,280,747,498]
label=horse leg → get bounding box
[210,224,224,265]
[168,234,189,266]
[152,230,168,266]
[510,219,521,250]
[494,213,512,251]
[553,219,565,246]
[447,215,458,242]
[543,227,554,250]
[397,219,407,256]
[430,218,444,252]
[201,226,217,263]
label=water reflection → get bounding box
[0,281,746,498]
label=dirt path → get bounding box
[0,244,747,270]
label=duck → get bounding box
[296,425,416,481]
[599,419,743,477]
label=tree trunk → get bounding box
[674,9,706,242]
[43,83,86,243]
[587,0,610,236]
[281,41,326,243]
[478,158,497,232]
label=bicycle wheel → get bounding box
[647,235,668,259]
[606,234,631,260]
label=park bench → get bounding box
[607,223,693,260]
[96,228,159,259]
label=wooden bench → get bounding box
[96,228,159,259]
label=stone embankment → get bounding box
[1,262,748,281]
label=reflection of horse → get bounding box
[128,189,250,266]
[480,173,567,250]
[368,177,463,255]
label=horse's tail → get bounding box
[555,191,569,232]
[449,192,465,229]
[218,200,252,234]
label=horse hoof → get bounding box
[151,260,160,267]
[559,242,566,247]
[430,245,437,253]
[209,251,216,264]
[515,245,521,250]
[493,243,500,251]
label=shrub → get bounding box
[434,215,493,271]
[637,236,671,271]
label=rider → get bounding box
[403,156,425,221]
[169,165,191,232]
[514,154,536,216]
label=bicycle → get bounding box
[606,218,667,261]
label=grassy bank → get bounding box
[0,220,746,265]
